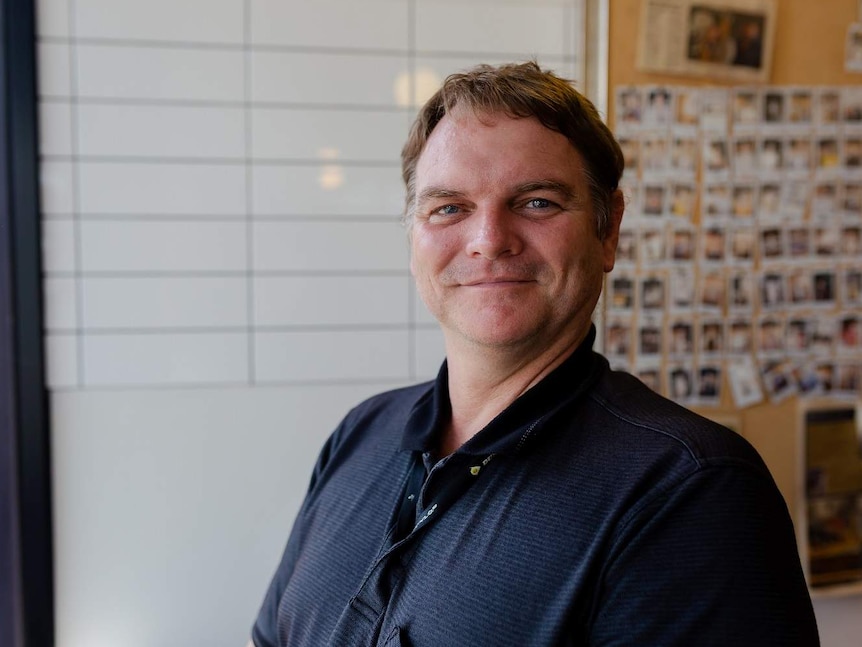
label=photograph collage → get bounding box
[605,84,862,407]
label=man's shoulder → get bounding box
[587,361,766,472]
[345,380,434,423]
[326,380,433,447]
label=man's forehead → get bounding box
[414,111,586,186]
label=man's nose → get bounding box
[464,205,523,260]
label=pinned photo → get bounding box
[788,88,813,125]
[842,268,862,305]
[609,273,636,310]
[635,361,663,394]
[675,89,700,128]
[669,319,695,355]
[641,227,667,264]
[760,271,786,309]
[641,274,668,310]
[670,136,699,175]
[670,226,696,261]
[728,271,755,309]
[785,137,812,172]
[762,89,785,124]
[701,227,727,262]
[670,183,696,218]
[644,86,674,127]
[760,359,798,402]
[732,88,760,127]
[615,228,638,266]
[616,86,644,129]
[639,315,665,355]
[700,269,727,310]
[728,319,754,354]
[605,317,633,357]
[669,265,696,309]
[728,356,764,407]
[757,317,784,355]
[698,365,722,402]
[700,318,725,355]
[728,227,756,263]
[816,88,841,127]
[668,362,695,402]
[642,133,671,176]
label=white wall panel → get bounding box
[44,334,79,388]
[255,275,409,326]
[77,104,245,159]
[41,219,76,273]
[250,0,408,50]
[78,162,246,215]
[43,277,78,331]
[252,51,407,107]
[76,45,245,102]
[255,329,409,382]
[51,384,385,647]
[416,2,572,56]
[414,326,446,379]
[253,221,407,272]
[37,43,71,97]
[39,102,73,156]
[81,221,247,272]
[252,164,404,217]
[83,332,248,386]
[252,108,406,162]
[36,0,70,38]
[40,161,74,216]
[75,0,244,44]
[412,283,438,325]
[82,277,249,329]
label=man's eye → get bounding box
[434,204,460,215]
[526,198,552,209]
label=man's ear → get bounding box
[602,189,625,273]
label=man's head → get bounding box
[401,62,624,240]
[404,63,626,357]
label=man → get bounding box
[250,62,818,646]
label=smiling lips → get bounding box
[461,277,535,287]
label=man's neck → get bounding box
[438,327,590,456]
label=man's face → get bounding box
[409,111,621,354]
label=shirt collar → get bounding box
[400,326,600,456]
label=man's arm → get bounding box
[589,463,819,645]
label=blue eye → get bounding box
[436,204,460,215]
[526,198,551,209]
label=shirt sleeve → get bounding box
[588,462,820,646]
[249,424,343,647]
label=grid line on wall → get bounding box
[45,322,441,335]
[243,0,255,383]
[66,0,84,387]
[406,0,417,382]
[39,34,579,61]
[40,155,404,166]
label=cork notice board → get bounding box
[606,0,862,526]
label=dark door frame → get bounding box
[1,0,54,645]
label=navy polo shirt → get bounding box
[252,329,818,646]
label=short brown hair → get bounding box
[401,61,624,239]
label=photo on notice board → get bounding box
[637,0,776,82]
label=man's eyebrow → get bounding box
[514,180,581,202]
[416,187,466,204]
